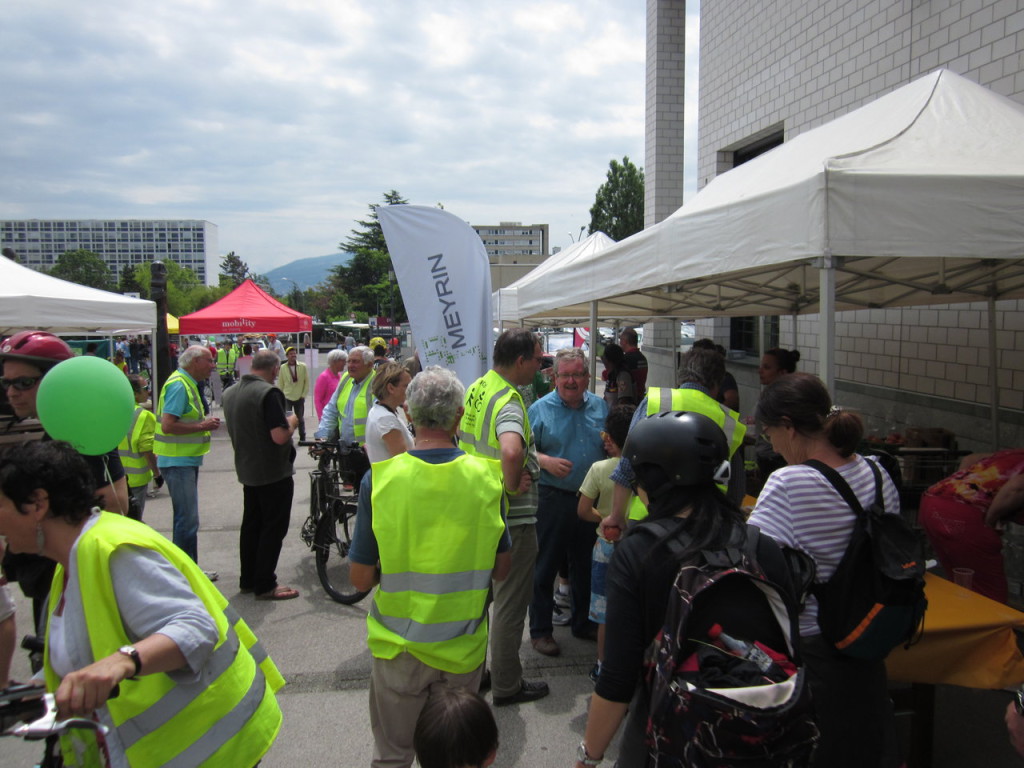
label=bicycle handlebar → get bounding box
[2,686,119,740]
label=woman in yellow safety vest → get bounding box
[0,440,284,768]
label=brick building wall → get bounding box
[687,0,1024,449]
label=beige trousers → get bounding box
[368,651,483,768]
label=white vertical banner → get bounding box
[377,204,492,386]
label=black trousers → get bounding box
[801,633,899,768]
[286,397,306,440]
[239,476,294,595]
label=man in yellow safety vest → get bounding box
[458,328,549,706]
[153,345,221,580]
[350,366,511,768]
[314,345,376,480]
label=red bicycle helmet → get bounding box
[0,330,74,369]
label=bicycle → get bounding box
[2,636,115,767]
[299,441,371,605]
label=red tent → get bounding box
[178,279,312,335]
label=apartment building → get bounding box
[471,221,549,290]
[0,219,218,286]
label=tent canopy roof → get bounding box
[179,279,312,335]
[0,257,156,335]
[512,70,1024,324]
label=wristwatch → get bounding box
[118,645,142,679]
[577,740,603,766]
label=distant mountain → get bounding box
[263,252,351,291]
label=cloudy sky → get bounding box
[3,1,698,274]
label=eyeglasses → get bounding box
[556,372,589,380]
[0,376,43,391]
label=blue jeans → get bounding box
[529,485,598,638]
[162,465,200,562]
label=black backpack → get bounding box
[644,521,819,768]
[805,458,927,660]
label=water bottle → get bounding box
[708,623,776,673]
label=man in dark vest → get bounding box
[222,349,300,600]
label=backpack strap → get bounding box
[803,458,884,519]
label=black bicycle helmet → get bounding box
[623,411,730,493]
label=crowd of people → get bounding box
[2,324,1024,767]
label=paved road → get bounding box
[5,392,1021,766]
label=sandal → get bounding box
[255,586,300,601]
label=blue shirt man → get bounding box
[154,346,221,576]
[526,349,608,655]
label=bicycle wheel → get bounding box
[301,471,322,546]
[314,501,369,605]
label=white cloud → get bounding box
[2,0,655,271]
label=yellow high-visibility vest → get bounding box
[44,513,284,767]
[367,453,505,674]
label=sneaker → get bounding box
[493,680,550,707]
[553,589,571,609]
[552,604,571,626]
[203,570,219,582]
[531,635,560,657]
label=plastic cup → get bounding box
[952,567,974,591]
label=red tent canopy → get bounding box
[178,279,312,335]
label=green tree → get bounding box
[588,156,645,242]
[117,265,146,295]
[332,190,409,323]
[251,273,275,296]
[49,249,114,291]
[129,261,209,316]
[219,251,251,288]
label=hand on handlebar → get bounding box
[54,655,131,718]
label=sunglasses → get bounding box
[0,376,43,391]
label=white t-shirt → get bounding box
[365,402,414,463]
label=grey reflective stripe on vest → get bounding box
[154,431,210,445]
[457,385,511,459]
[369,602,485,643]
[353,384,374,427]
[379,568,493,594]
[163,666,268,768]
[223,605,271,666]
[117,627,241,750]
[122,409,148,470]
[718,404,743,452]
[128,407,145,439]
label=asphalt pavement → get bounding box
[5,391,1022,767]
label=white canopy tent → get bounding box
[493,232,617,326]
[0,257,156,336]
[511,70,1024,410]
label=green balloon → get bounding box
[37,355,135,455]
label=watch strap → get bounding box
[118,645,142,679]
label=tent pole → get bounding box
[819,252,836,395]
[589,300,598,392]
[989,297,1000,450]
